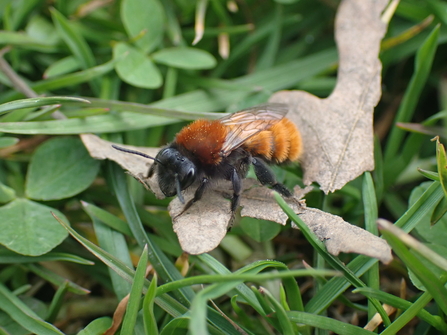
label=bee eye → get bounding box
[182,168,195,188]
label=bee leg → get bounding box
[251,158,293,198]
[230,168,242,212]
[228,168,242,229]
[181,177,209,213]
[147,163,156,178]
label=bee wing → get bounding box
[220,103,288,156]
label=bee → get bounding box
[112,103,302,216]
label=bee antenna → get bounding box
[175,174,185,204]
[112,145,164,166]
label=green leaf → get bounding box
[152,47,217,69]
[0,199,68,256]
[113,42,162,89]
[0,97,90,116]
[0,136,19,148]
[239,217,281,242]
[121,0,165,53]
[26,137,100,200]
[0,181,16,204]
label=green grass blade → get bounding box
[0,60,116,104]
[381,228,447,315]
[0,283,65,335]
[0,112,174,134]
[286,311,375,335]
[121,245,148,334]
[263,287,296,335]
[143,274,159,335]
[354,287,447,332]
[106,161,195,304]
[384,24,440,161]
[0,97,89,115]
[362,172,380,321]
[274,193,391,326]
[91,216,133,300]
[46,281,69,323]
[435,137,447,199]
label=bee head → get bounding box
[111,145,196,204]
[154,147,197,203]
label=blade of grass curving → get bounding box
[418,169,439,181]
[306,181,444,314]
[382,281,447,334]
[274,193,391,326]
[0,97,90,115]
[25,263,89,295]
[0,250,93,265]
[286,311,375,335]
[106,161,194,304]
[384,25,440,161]
[159,317,190,335]
[0,112,175,134]
[121,245,148,334]
[381,229,447,315]
[46,281,69,323]
[256,4,282,71]
[195,255,307,315]
[0,31,58,53]
[157,269,338,296]
[0,60,116,104]
[143,274,159,335]
[362,172,380,321]
[80,97,222,120]
[262,287,296,335]
[435,136,447,199]
[51,212,189,318]
[187,269,337,335]
[354,287,447,332]
[50,8,99,94]
[395,181,443,232]
[0,283,65,335]
[82,201,132,236]
[379,219,447,272]
[91,216,133,300]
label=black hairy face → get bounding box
[155,147,197,197]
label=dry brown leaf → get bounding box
[82,135,391,262]
[272,0,389,193]
[81,134,163,198]
[80,0,393,262]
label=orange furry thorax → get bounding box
[175,119,228,165]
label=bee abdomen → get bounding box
[245,118,302,163]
